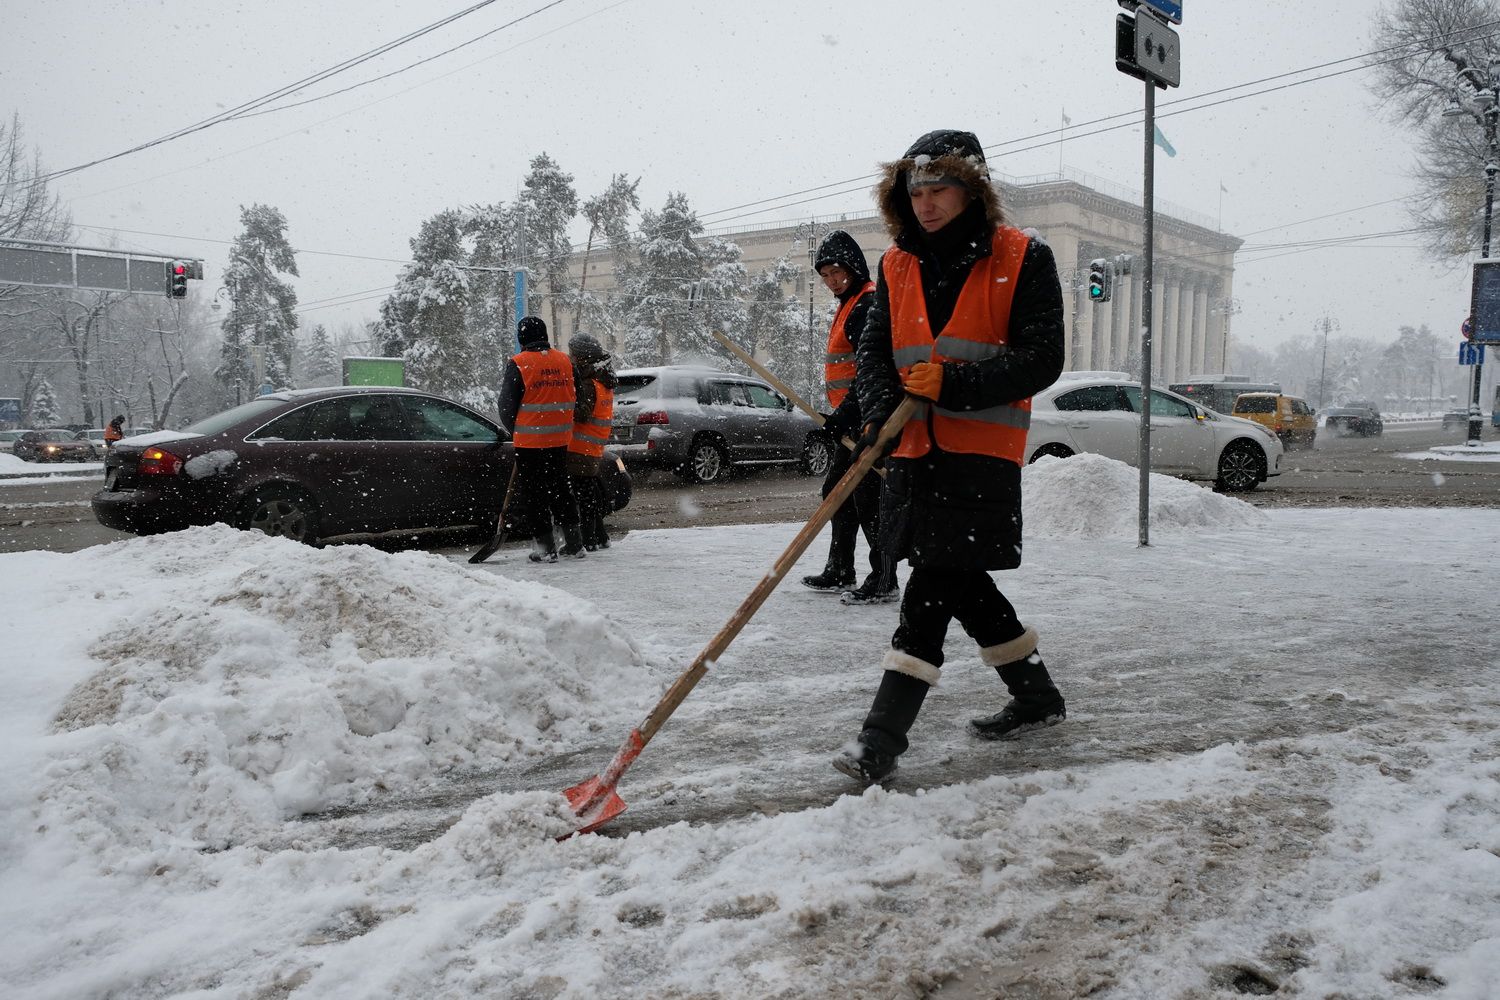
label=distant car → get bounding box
[609,365,833,484]
[1441,409,1470,431]
[75,428,108,446]
[0,428,38,454]
[1025,375,1283,491]
[92,386,632,544]
[1231,392,1318,449]
[13,429,100,462]
[1323,402,1384,437]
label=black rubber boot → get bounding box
[833,667,932,785]
[528,530,558,564]
[970,657,1065,740]
[559,522,588,559]
[839,568,900,606]
[801,567,856,592]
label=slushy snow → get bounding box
[2,456,1497,999]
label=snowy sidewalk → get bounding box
[2,456,1497,999]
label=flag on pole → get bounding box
[1220,182,1228,193]
[1062,110,1072,125]
[1153,124,1177,158]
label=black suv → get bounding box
[609,365,833,483]
[1323,402,1383,437]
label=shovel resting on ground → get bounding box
[562,396,918,834]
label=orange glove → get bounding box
[902,361,943,402]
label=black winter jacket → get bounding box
[856,201,1065,571]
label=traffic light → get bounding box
[1088,258,1112,303]
[169,261,188,299]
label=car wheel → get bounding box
[1215,441,1265,492]
[1028,443,1075,463]
[679,436,729,484]
[239,487,320,544]
[800,434,833,476]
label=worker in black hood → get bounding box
[565,333,619,551]
[801,229,897,606]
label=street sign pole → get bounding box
[1138,78,1156,548]
[1117,0,1181,547]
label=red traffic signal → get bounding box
[169,261,188,298]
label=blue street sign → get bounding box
[1459,342,1486,366]
[1139,0,1182,24]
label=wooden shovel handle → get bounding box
[637,396,918,744]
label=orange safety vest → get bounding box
[567,378,614,459]
[104,425,124,445]
[884,225,1032,463]
[824,281,874,408]
[512,349,575,449]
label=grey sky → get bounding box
[3,0,1473,355]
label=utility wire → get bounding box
[33,0,510,184]
[56,15,1500,307]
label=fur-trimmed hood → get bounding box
[875,129,1004,243]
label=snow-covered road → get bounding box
[2,456,1497,999]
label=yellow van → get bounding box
[1232,393,1317,449]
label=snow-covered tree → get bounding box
[516,153,578,336]
[617,192,745,366]
[743,257,814,398]
[567,173,640,339]
[302,323,339,386]
[30,376,60,426]
[218,204,299,395]
[379,210,480,404]
[1369,0,1500,256]
[464,201,521,377]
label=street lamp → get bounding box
[1443,56,1498,445]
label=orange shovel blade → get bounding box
[563,774,628,834]
[561,728,644,835]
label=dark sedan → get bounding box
[1323,403,1383,437]
[92,386,631,544]
[13,429,100,462]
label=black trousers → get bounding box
[514,446,580,538]
[820,442,886,581]
[891,566,1025,668]
[569,473,606,545]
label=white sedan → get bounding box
[1025,374,1283,491]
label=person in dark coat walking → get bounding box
[801,229,900,606]
[497,316,586,561]
[834,129,1067,785]
[565,333,619,551]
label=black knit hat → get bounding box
[517,316,549,348]
[568,333,607,362]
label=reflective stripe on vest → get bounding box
[824,281,874,408]
[567,378,614,458]
[884,226,1032,462]
[513,349,575,448]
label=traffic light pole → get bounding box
[1471,138,1495,446]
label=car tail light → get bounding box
[139,447,184,476]
[636,411,669,425]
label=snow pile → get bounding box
[0,452,99,474]
[23,526,647,862]
[1022,453,1267,538]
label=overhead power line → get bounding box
[33,0,515,184]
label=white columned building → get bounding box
[559,167,1242,383]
